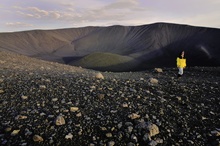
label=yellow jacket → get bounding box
[177,57,186,68]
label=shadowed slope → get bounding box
[0,23,220,71]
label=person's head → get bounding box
[179,51,185,58]
[181,51,184,57]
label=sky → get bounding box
[0,0,220,32]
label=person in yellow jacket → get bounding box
[177,51,186,78]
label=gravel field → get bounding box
[0,51,220,146]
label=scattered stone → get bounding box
[90,85,96,89]
[11,130,20,136]
[106,133,113,138]
[128,113,141,119]
[148,140,158,146]
[0,60,6,64]
[40,112,46,116]
[1,140,7,145]
[117,122,123,129]
[154,68,163,73]
[0,89,4,94]
[76,112,82,117]
[187,140,194,144]
[65,133,73,140]
[55,115,66,125]
[136,121,160,143]
[70,107,79,112]
[25,129,32,136]
[127,126,133,133]
[98,94,105,100]
[159,108,164,115]
[147,123,159,137]
[33,135,44,142]
[4,127,12,132]
[52,98,58,102]
[122,102,129,108]
[21,95,28,100]
[45,79,51,82]
[202,116,208,120]
[131,134,138,143]
[176,96,182,101]
[211,130,220,136]
[95,72,104,79]
[140,78,145,81]
[149,78,158,84]
[53,105,59,109]
[127,142,135,146]
[156,138,163,144]
[39,85,46,89]
[143,133,151,142]
[108,141,115,146]
[110,110,117,113]
[21,143,27,146]
[48,115,54,118]
[15,115,28,120]
[78,129,83,135]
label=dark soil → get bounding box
[0,51,220,146]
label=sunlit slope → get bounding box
[0,27,97,57]
[71,52,141,72]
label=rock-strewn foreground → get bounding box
[0,51,220,146]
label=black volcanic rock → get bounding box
[0,23,220,71]
[0,51,220,145]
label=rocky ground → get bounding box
[0,51,220,146]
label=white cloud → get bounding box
[1,0,220,32]
[104,0,139,10]
[13,3,132,24]
[15,6,65,20]
[183,12,220,28]
[15,0,220,29]
[27,7,49,16]
[59,0,146,24]
[6,22,34,27]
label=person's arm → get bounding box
[176,58,180,67]
[184,59,186,68]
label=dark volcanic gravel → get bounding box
[0,51,220,146]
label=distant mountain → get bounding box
[0,23,220,71]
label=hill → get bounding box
[0,51,220,145]
[0,23,220,71]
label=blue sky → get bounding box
[1,0,220,32]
